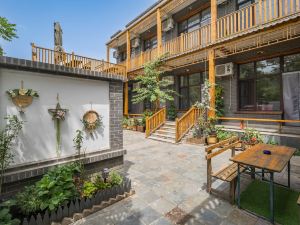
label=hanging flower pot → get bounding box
[82,110,103,133]
[7,84,39,113]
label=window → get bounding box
[179,73,203,109]
[178,9,211,35]
[284,53,300,72]
[237,0,253,9]
[238,58,281,111]
[144,36,157,51]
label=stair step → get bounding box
[148,136,176,144]
[162,124,176,129]
[165,121,176,125]
[159,127,176,132]
[156,129,176,135]
[151,133,175,139]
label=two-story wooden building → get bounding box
[105,0,300,143]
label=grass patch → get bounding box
[240,180,300,225]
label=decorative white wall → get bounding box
[0,68,110,165]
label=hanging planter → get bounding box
[6,81,39,113]
[82,110,102,133]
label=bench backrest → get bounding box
[206,136,240,193]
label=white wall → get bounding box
[0,68,110,165]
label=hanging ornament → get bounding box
[6,80,39,113]
[81,102,103,134]
[48,94,68,157]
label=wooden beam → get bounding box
[157,8,162,56]
[124,82,129,115]
[126,31,131,70]
[106,46,110,62]
[211,0,217,42]
[208,49,216,118]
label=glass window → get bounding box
[284,53,300,72]
[179,73,203,109]
[239,63,255,79]
[144,36,157,51]
[200,8,211,26]
[238,57,281,111]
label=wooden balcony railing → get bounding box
[145,107,166,137]
[31,44,126,77]
[175,106,203,143]
[217,0,300,39]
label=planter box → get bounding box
[136,126,145,132]
[128,126,137,131]
[186,137,205,145]
[18,178,132,225]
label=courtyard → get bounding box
[74,130,300,225]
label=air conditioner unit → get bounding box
[113,50,119,59]
[216,63,234,77]
[163,17,175,32]
[132,38,141,48]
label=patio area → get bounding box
[74,130,300,225]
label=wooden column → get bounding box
[208,49,216,118]
[157,8,162,56]
[211,0,217,42]
[126,30,131,70]
[124,82,129,115]
[106,46,110,62]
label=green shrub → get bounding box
[216,127,235,141]
[93,175,111,190]
[108,171,123,186]
[241,128,263,145]
[167,103,177,121]
[15,185,41,215]
[82,181,97,198]
[0,200,20,225]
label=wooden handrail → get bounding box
[219,117,300,133]
[31,44,127,77]
[145,107,166,137]
[175,106,203,143]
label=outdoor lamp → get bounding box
[102,168,110,183]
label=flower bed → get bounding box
[0,163,132,225]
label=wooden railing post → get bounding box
[31,43,37,61]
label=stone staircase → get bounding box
[148,121,177,144]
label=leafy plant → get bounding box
[204,117,218,136]
[73,130,84,155]
[0,17,18,56]
[15,185,41,215]
[132,54,178,111]
[0,200,20,225]
[215,85,225,117]
[0,208,20,225]
[216,127,235,141]
[82,181,97,198]
[35,164,81,211]
[167,102,177,121]
[127,118,137,127]
[194,79,212,110]
[93,175,111,190]
[0,115,23,194]
[122,117,128,127]
[192,109,207,138]
[136,118,144,127]
[108,171,123,186]
[6,89,39,98]
[241,128,263,145]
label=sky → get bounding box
[0,0,157,61]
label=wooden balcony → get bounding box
[31,44,127,77]
[123,0,300,73]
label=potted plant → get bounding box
[240,128,263,149]
[122,117,128,129]
[127,118,137,131]
[205,117,218,145]
[136,118,145,132]
[186,108,206,145]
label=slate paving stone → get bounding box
[150,217,174,225]
[135,206,162,225]
[73,131,299,225]
[149,197,177,215]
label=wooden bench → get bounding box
[206,136,243,204]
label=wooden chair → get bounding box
[206,136,243,204]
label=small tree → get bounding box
[132,54,177,112]
[0,17,18,56]
[0,115,23,194]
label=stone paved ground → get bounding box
[74,130,300,225]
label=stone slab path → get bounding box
[74,130,300,225]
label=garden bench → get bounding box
[206,136,243,203]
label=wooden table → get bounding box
[231,143,296,224]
